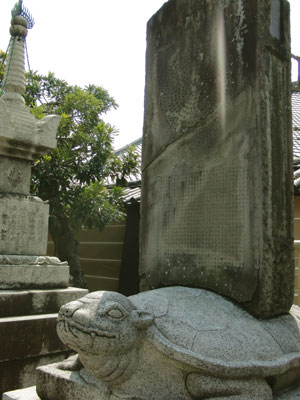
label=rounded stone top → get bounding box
[10,15,28,38]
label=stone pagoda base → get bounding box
[0,256,70,290]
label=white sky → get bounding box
[0,0,299,149]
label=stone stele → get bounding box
[19,287,300,400]
[140,0,294,318]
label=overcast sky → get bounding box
[0,0,299,149]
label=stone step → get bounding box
[0,314,65,363]
[0,288,88,318]
[0,314,68,396]
[0,287,87,395]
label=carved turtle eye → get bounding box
[107,308,124,319]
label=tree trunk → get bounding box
[49,217,87,288]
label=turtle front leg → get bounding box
[57,354,83,371]
[186,373,273,399]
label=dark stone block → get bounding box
[0,314,66,362]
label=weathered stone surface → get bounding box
[140,0,293,318]
[0,288,88,317]
[0,157,31,195]
[0,196,49,256]
[0,352,73,397]
[0,313,67,362]
[45,288,300,399]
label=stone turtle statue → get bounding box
[57,286,300,399]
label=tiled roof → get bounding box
[123,185,141,204]
[114,137,142,157]
[109,137,142,202]
[292,91,300,161]
[114,137,142,183]
[114,138,142,203]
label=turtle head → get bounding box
[57,291,154,355]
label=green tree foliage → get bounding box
[0,51,6,86]
[0,52,139,287]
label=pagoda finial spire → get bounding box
[0,0,60,163]
[1,0,34,100]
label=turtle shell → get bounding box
[130,287,300,378]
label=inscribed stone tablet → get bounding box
[0,157,31,195]
[0,196,49,256]
[140,0,293,318]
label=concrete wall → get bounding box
[47,222,126,292]
[118,203,140,296]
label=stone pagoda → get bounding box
[0,2,87,395]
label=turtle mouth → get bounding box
[57,316,117,340]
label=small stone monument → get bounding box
[0,1,87,394]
